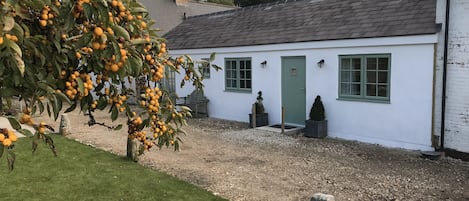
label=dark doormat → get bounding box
[269,124,297,130]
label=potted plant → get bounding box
[304,95,327,138]
[249,91,269,128]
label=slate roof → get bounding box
[164,0,437,50]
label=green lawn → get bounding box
[0,135,227,201]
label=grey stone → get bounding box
[59,114,71,136]
[311,193,335,201]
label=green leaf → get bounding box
[97,97,108,110]
[54,91,72,105]
[32,135,39,154]
[44,135,57,157]
[76,77,85,94]
[3,16,15,31]
[7,117,21,130]
[95,0,108,7]
[6,39,22,57]
[46,103,51,117]
[0,88,19,97]
[38,100,45,114]
[130,7,148,13]
[111,106,118,121]
[51,96,60,120]
[130,39,148,45]
[64,102,77,113]
[112,25,130,41]
[209,52,216,62]
[18,129,34,137]
[114,124,123,131]
[12,22,24,42]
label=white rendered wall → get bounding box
[434,0,469,153]
[171,35,437,151]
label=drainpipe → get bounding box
[440,0,451,151]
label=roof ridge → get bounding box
[186,0,308,20]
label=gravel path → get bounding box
[37,111,469,201]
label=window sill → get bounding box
[337,97,390,104]
[224,89,252,94]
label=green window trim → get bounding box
[338,54,391,103]
[224,57,252,92]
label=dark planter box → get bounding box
[304,120,327,138]
[249,113,269,128]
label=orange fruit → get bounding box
[2,138,12,147]
[92,42,101,50]
[9,133,17,142]
[120,49,127,57]
[145,54,152,61]
[39,20,47,27]
[0,134,5,142]
[0,37,3,45]
[107,27,114,35]
[75,52,82,59]
[110,64,119,72]
[94,27,104,36]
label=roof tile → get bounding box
[164,0,437,50]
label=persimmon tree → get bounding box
[0,0,217,170]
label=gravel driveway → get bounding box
[38,111,469,201]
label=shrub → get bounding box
[309,95,325,121]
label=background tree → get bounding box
[0,0,217,169]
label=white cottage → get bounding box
[164,0,438,151]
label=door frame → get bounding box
[281,56,307,126]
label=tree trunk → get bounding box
[126,137,140,162]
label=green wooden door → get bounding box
[281,56,306,125]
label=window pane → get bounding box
[341,58,351,70]
[351,84,361,95]
[378,85,387,97]
[367,71,376,83]
[378,72,388,83]
[367,84,377,96]
[351,71,361,82]
[378,58,389,70]
[367,58,377,70]
[226,79,231,88]
[231,80,237,88]
[341,83,351,95]
[225,60,231,70]
[352,58,361,70]
[225,58,252,91]
[240,61,245,70]
[339,55,389,101]
[341,71,351,82]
